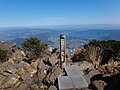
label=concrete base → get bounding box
[58,65,88,90]
[58,76,74,90]
[58,75,88,90]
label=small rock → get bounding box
[30,84,40,90]
[48,85,57,90]
[17,83,28,90]
[91,80,107,90]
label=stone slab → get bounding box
[58,75,88,90]
[70,75,88,89]
[65,65,83,76]
[58,76,74,90]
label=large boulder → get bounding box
[0,41,17,52]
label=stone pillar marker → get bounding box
[60,34,66,69]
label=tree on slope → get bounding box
[21,37,48,58]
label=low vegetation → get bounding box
[21,37,48,58]
[71,39,120,64]
[88,39,120,60]
[0,49,8,63]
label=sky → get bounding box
[0,0,120,27]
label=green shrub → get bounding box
[88,39,120,60]
[21,37,48,58]
[72,39,120,63]
[0,49,8,63]
[71,50,90,62]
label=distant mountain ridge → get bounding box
[0,26,120,50]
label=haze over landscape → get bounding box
[0,0,120,50]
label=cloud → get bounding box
[44,17,65,20]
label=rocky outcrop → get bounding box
[0,41,17,52]
[0,41,17,57]
[89,73,120,90]
[0,42,59,90]
[0,58,59,90]
[0,40,120,90]
[33,55,60,88]
[71,40,120,90]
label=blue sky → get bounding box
[0,0,120,27]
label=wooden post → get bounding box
[60,34,66,69]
